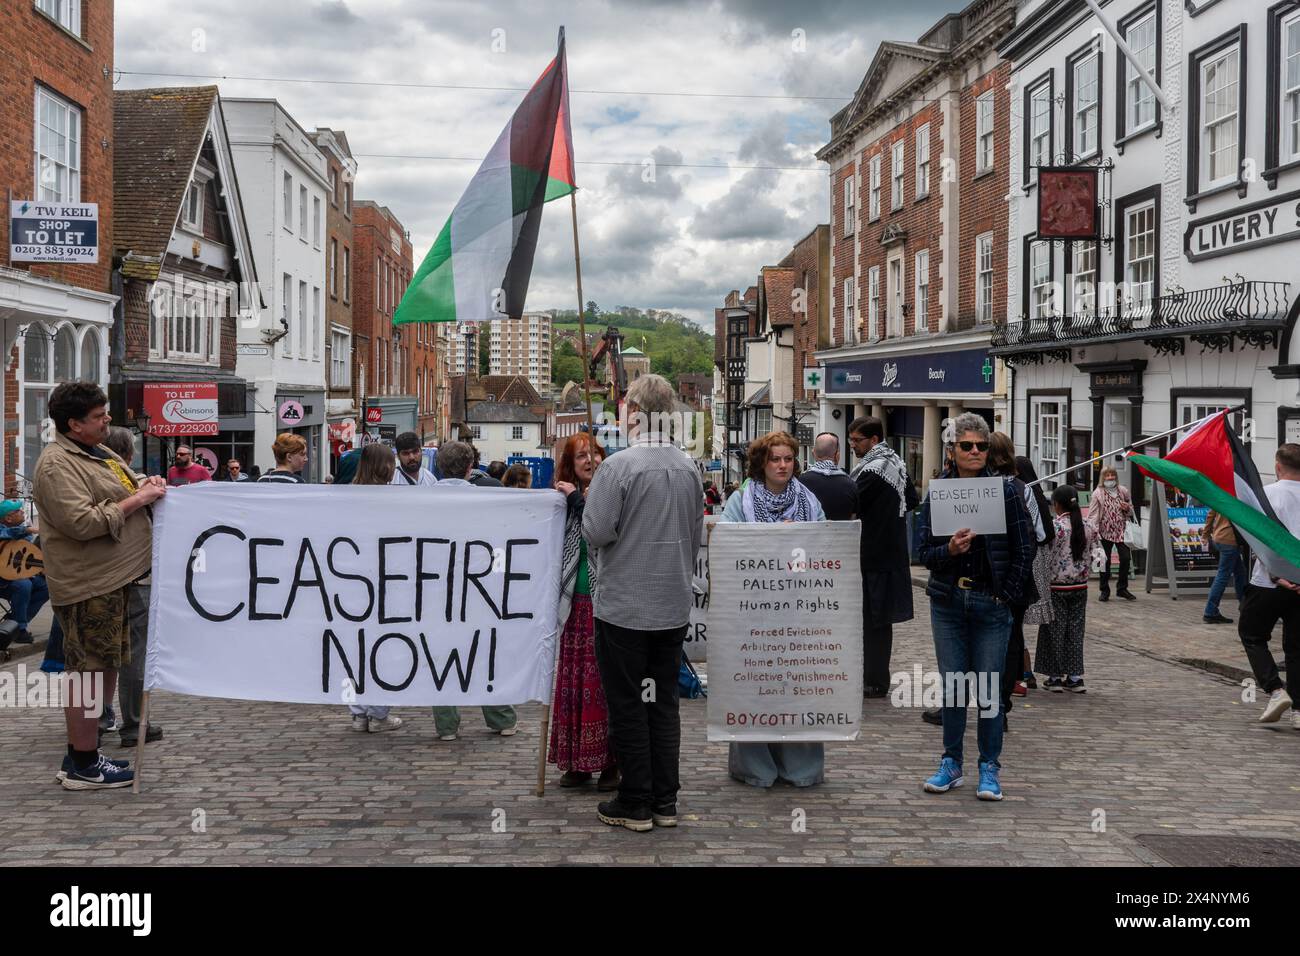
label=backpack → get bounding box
[678,648,706,699]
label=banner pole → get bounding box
[131,690,150,794]
[535,703,551,797]
[571,191,595,436]
[1025,405,1247,489]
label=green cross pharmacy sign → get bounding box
[803,367,823,391]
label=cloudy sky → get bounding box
[117,0,955,326]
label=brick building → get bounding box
[352,200,424,441]
[113,86,262,477]
[308,127,358,468]
[712,286,757,483]
[814,0,1016,490]
[1,0,117,491]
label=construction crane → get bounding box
[587,325,627,407]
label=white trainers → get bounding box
[1260,689,1293,723]
[438,732,458,741]
[1292,711,1300,731]
[350,715,369,733]
[368,715,404,733]
[497,724,518,737]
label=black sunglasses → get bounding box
[957,441,990,452]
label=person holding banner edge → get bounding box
[430,441,520,741]
[917,413,1034,801]
[345,444,407,734]
[722,431,827,789]
[549,432,618,790]
[32,382,167,790]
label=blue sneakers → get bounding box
[923,756,963,793]
[55,753,130,784]
[977,762,1003,801]
[59,754,134,791]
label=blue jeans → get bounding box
[931,589,1012,769]
[1204,545,1246,617]
[2,575,50,629]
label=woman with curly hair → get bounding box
[722,431,826,788]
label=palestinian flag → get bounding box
[394,28,576,326]
[1129,410,1300,581]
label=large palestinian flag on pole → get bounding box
[1129,410,1300,581]
[394,28,576,326]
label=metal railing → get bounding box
[990,280,1290,351]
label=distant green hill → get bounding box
[549,306,713,390]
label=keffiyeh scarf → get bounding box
[806,458,844,476]
[741,477,817,523]
[850,441,911,517]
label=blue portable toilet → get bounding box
[508,455,554,489]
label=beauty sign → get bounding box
[926,477,1007,536]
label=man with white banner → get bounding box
[146,481,566,729]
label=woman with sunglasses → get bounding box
[916,413,1035,801]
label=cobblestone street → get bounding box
[3,585,1296,867]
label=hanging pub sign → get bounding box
[1037,167,1100,240]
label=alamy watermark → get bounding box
[0,664,104,717]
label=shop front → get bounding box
[818,340,996,492]
[120,378,252,479]
[274,389,326,482]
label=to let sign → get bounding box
[926,477,1007,536]
[143,383,219,437]
[9,201,99,263]
[1184,190,1300,261]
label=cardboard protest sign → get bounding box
[706,521,863,743]
[926,477,1007,536]
[146,483,565,707]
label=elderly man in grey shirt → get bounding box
[583,374,704,832]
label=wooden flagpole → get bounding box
[131,690,150,794]
[571,191,595,435]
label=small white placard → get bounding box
[927,477,1007,536]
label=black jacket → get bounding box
[917,465,1034,606]
[799,467,858,521]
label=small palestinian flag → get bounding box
[394,28,576,326]
[1130,410,1300,581]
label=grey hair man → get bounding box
[583,373,703,832]
[429,439,517,739]
[800,431,857,522]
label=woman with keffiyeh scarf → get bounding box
[721,431,827,788]
[549,434,619,790]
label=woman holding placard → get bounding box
[721,431,827,789]
[550,433,618,790]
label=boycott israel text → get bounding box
[147,483,566,706]
[706,522,863,742]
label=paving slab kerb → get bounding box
[2,587,1297,867]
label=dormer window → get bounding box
[182,181,203,232]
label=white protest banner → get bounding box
[147,483,566,707]
[926,477,1007,536]
[685,516,718,662]
[707,521,863,742]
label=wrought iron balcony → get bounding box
[990,280,1290,363]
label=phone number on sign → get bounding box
[152,423,219,436]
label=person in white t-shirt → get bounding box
[1237,443,1300,729]
[390,432,437,487]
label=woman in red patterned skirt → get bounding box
[549,433,618,789]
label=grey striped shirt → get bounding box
[582,433,704,630]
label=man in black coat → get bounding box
[798,433,858,521]
[849,417,920,697]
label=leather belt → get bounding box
[956,576,990,590]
